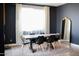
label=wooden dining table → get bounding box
[21,33,60,53]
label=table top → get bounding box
[22,33,60,39]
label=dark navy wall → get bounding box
[0,4,4,56]
[57,3,79,45]
[5,4,16,44]
[50,7,57,33]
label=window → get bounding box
[19,5,46,32]
[16,4,50,41]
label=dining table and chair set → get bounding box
[21,31,61,53]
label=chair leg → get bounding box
[38,45,41,51]
[54,40,61,48]
[45,42,48,50]
[48,43,51,50]
[56,41,59,48]
[45,43,49,50]
[21,45,24,48]
[40,44,44,51]
[50,43,54,49]
[46,43,49,50]
[57,40,62,48]
[36,44,39,51]
[53,42,56,48]
[52,42,55,49]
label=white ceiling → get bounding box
[33,3,66,7]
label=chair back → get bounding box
[54,35,60,41]
[36,36,45,45]
[46,35,55,43]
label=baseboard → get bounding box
[60,39,69,41]
[71,43,79,48]
[4,44,21,48]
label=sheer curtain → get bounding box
[19,5,46,32]
[16,4,50,44]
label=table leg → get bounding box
[29,39,36,53]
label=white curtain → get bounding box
[19,5,46,32]
[16,4,50,44]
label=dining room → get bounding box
[3,3,79,56]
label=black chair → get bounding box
[46,35,55,43]
[35,36,45,51]
[46,35,55,49]
[36,36,45,45]
[54,35,60,42]
[54,35,61,48]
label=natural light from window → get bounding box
[19,5,46,32]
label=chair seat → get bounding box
[54,35,60,41]
[36,36,45,45]
[46,35,55,43]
